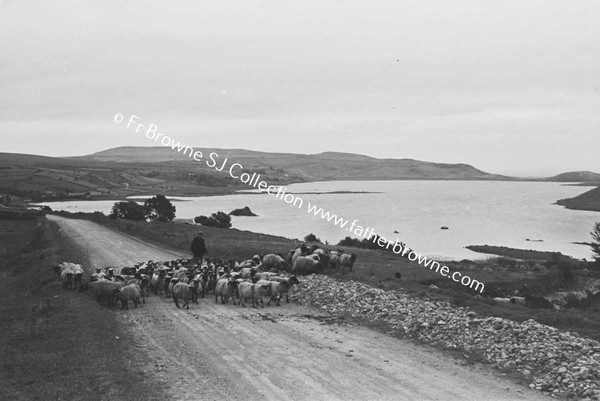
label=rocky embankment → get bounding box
[291,275,600,400]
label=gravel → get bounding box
[291,275,600,400]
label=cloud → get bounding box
[1,0,599,176]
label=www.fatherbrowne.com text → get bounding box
[114,113,485,293]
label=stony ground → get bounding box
[291,275,600,400]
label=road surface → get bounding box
[48,215,548,401]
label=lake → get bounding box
[39,181,600,261]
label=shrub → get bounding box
[193,211,231,228]
[304,233,321,243]
[557,261,575,282]
[337,236,364,247]
[109,201,148,221]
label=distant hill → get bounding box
[79,146,511,181]
[547,171,600,183]
[557,186,600,212]
[2,147,600,203]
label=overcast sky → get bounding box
[1,0,599,176]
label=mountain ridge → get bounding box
[1,147,599,202]
[78,146,509,181]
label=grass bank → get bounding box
[0,216,164,400]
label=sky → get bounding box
[1,0,599,177]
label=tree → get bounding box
[144,195,176,222]
[304,233,321,243]
[591,222,600,263]
[109,201,148,221]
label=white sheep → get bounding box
[114,283,141,310]
[292,255,322,275]
[265,276,300,306]
[338,253,357,272]
[238,281,270,308]
[172,282,194,309]
[261,254,287,271]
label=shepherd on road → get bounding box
[191,232,207,263]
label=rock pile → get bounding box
[291,275,600,400]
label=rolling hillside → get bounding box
[79,146,510,181]
[2,148,599,202]
[0,152,243,201]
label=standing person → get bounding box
[191,232,207,264]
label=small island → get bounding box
[229,206,258,216]
[465,245,578,261]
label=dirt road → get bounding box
[48,215,548,401]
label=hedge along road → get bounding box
[47,215,548,401]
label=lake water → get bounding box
[39,181,600,261]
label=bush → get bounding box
[304,233,321,242]
[557,261,575,282]
[109,201,148,221]
[193,211,231,228]
[337,236,365,248]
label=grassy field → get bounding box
[57,211,600,340]
[0,216,165,400]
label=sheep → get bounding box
[254,272,277,281]
[174,270,188,283]
[239,267,261,280]
[60,267,75,290]
[139,275,150,298]
[190,276,201,304]
[291,245,310,265]
[125,277,148,304]
[163,276,173,298]
[172,282,195,309]
[53,264,62,281]
[73,264,85,288]
[329,251,341,269]
[167,277,179,298]
[312,249,330,269]
[238,281,271,308]
[214,277,238,305]
[338,253,357,272]
[199,269,214,298]
[88,280,124,306]
[263,276,300,306]
[55,262,80,284]
[292,255,323,276]
[235,259,257,270]
[114,283,141,310]
[90,268,106,282]
[261,254,287,271]
[150,273,164,295]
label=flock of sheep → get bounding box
[52,244,358,311]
